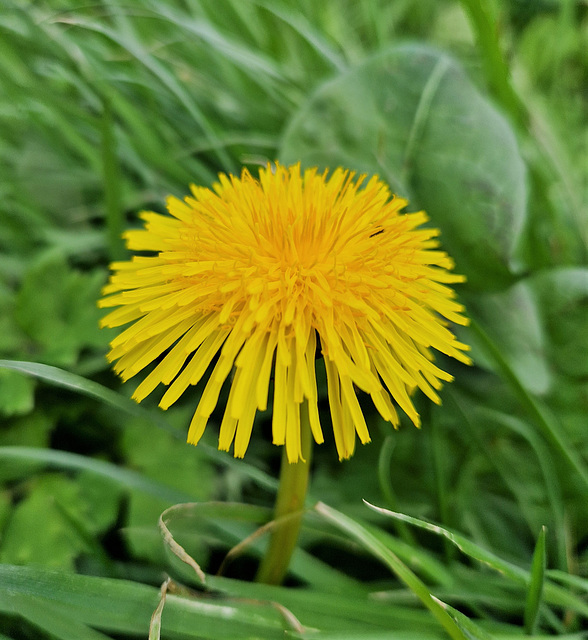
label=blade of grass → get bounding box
[314,502,473,640]
[448,393,567,571]
[249,0,347,72]
[376,436,416,546]
[524,526,547,635]
[456,0,525,126]
[364,502,588,618]
[206,573,447,635]
[101,96,125,261]
[309,634,445,640]
[0,565,286,640]
[0,359,278,491]
[53,16,233,171]
[546,570,588,593]
[158,501,368,596]
[429,404,455,562]
[0,359,174,432]
[468,318,588,491]
[458,0,586,253]
[0,446,195,504]
[2,593,112,640]
[159,502,273,586]
[146,3,286,82]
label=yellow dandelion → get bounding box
[99,163,470,463]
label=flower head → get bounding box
[99,163,470,462]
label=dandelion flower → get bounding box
[99,163,470,463]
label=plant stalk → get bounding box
[256,403,312,585]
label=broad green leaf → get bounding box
[0,411,52,454]
[0,283,26,354]
[465,281,550,395]
[0,369,34,416]
[529,267,588,378]
[121,419,215,562]
[14,251,110,366]
[0,473,119,570]
[280,44,527,290]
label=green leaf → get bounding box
[466,281,550,395]
[0,491,11,535]
[101,97,125,262]
[0,360,279,491]
[2,593,112,640]
[524,526,546,634]
[0,565,286,639]
[0,359,173,432]
[364,502,588,617]
[121,419,215,562]
[0,473,119,570]
[530,267,588,379]
[314,502,472,640]
[467,318,588,491]
[206,572,446,635]
[0,283,27,354]
[0,369,35,417]
[14,251,110,367]
[0,476,88,570]
[308,634,445,640]
[280,44,527,289]
[0,446,196,504]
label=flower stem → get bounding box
[256,403,312,585]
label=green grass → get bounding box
[1,0,587,638]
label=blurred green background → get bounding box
[0,0,587,638]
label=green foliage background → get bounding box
[0,0,587,638]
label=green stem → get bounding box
[256,403,312,585]
[457,0,527,127]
